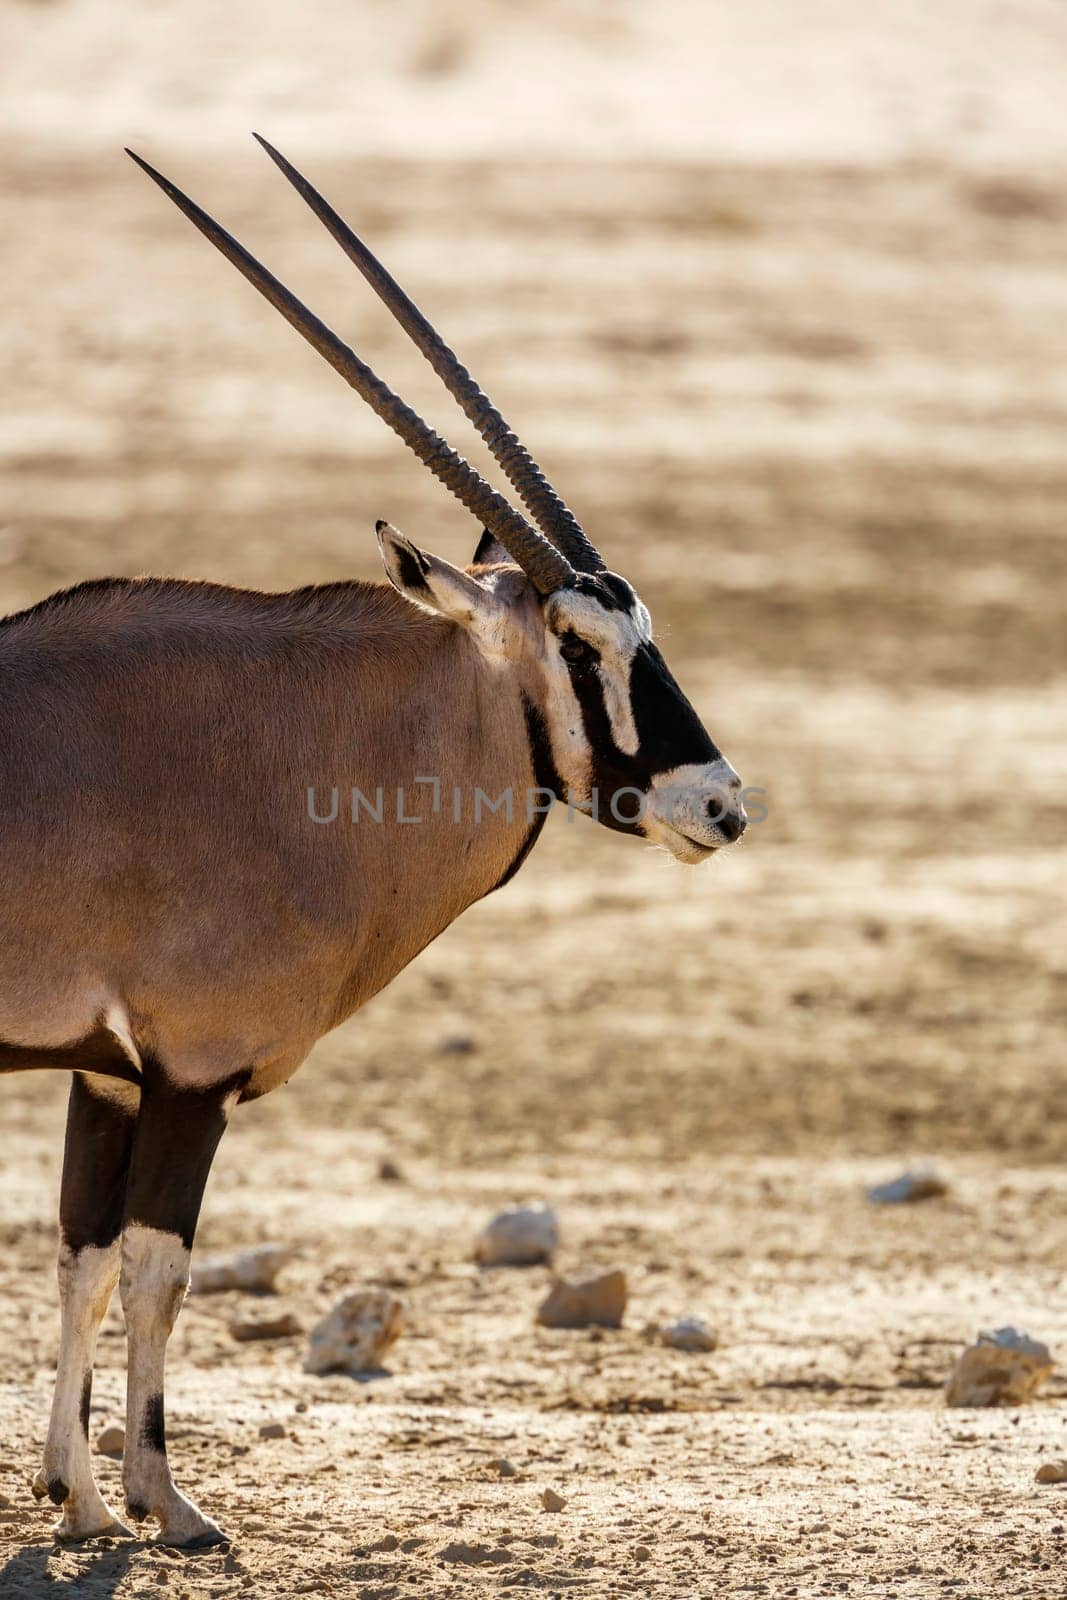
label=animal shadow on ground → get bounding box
[0,1542,136,1599]
[0,1536,246,1597]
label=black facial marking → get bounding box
[628,641,721,773]
[560,635,720,833]
[480,694,563,898]
[79,1372,92,1438]
[141,1392,166,1454]
[59,1072,139,1255]
[122,1062,247,1251]
[572,572,636,612]
[47,1477,70,1506]
[393,542,431,593]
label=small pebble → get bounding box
[661,1317,717,1353]
[440,1035,475,1056]
[491,1457,518,1478]
[258,1421,286,1440]
[945,1327,1054,1407]
[96,1424,125,1456]
[377,1158,403,1182]
[1036,1460,1067,1484]
[542,1488,565,1512]
[635,1545,652,1561]
[230,1311,302,1342]
[304,1290,404,1376]
[867,1169,948,1205]
[189,1244,293,1294]
[537,1269,627,1330]
[475,1204,559,1267]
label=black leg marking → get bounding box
[141,1393,166,1454]
[59,1074,138,1254]
[123,1063,246,1250]
[79,1372,92,1438]
[0,1023,139,1083]
[126,1499,149,1524]
[47,1477,70,1506]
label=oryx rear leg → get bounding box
[34,1073,138,1540]
[119,1069,238,1548]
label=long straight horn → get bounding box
[252,134,605,577]
[125,150,576,597]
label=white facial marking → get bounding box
[544,586,651,766]
[645,758,745,863]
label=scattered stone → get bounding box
[189,1244,293,1294]
[0,1491,11,1508]
[542,1488,566,1512]
[440,1034,475,1056]
[867,1169,948,1205]
[635,1545,652,1561]
[491,1457,518,1478]
[438,1542,510,1565]
[1036,1460,1067,1485]
[537,1269,627,1329]
[661,1317,717,1353]
[229,1311,302,1342]
[369,1533,400,1552]
[377,1158,404,1182]
[258,1421,286,1440]
[95,1424,125,1456]
[945,1328,1054,1407]
[304,1290,404,1375]
[475,1204,560,1267]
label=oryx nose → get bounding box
[710,799,747,842]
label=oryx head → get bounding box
[129,137,747,863]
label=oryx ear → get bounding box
[377,521,506,634]
[472,528,513,567]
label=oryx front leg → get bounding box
[119,1073,234,1548]
[34,1074,137,1541]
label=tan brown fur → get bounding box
[0,574,542,1095]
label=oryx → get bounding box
[0,138,747,1548]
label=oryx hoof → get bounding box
[55,1510,135,1543]
[153,1517,228,1551]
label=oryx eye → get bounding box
[559,632,594,666]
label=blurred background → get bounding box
[2,3,1066,1592]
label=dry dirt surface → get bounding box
[3,3,1067,1596]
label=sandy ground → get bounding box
[3,3,1067,1595]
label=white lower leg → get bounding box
[35,1240,129,1539]
[120,1224,223,1547]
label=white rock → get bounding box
[661,1317,718,1353]
[189,1244,293,1294]
[474,1204,560,1267]
[945,1327,1054,1407]
[304,1290,404,1375]
[866,1169,948,1205]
